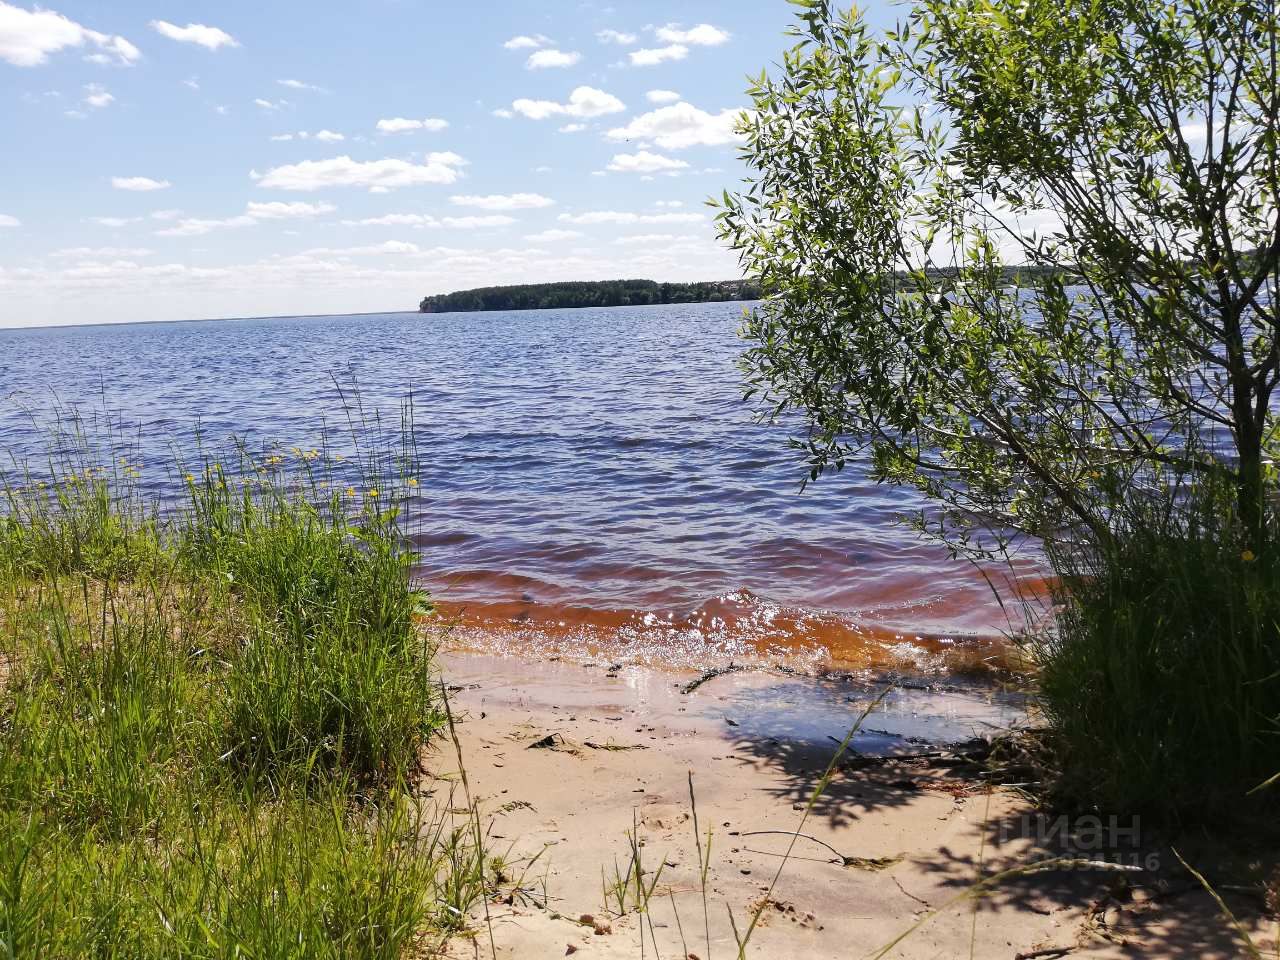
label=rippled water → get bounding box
[0,304,1040,671]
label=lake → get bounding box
[0,303,1037,671]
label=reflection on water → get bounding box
[0,303,1044,670]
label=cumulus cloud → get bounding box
[450,193,553,211]
[525,228,581,242]
[156,200,334,237]
[646,89,681,104]
[253,153,468,192]
[376,117,449,134]
[112,176,171,192]
[149,20,238,51]
[87,216,140,227]
[278,78,325,92]
[53,245,153,258]
[150,209,182,220]
[83,82,113,108]
[605,102,744,149]
[341,213,438,228]
[654,23,730,46]
[606,151,689,174]
[557,210,703,225]
[440,215,516,228]
[0,2,139,67]
[612,233,683,245]
[245,201,334,219]
[271,130,345,142]
[511,86,624,120]
[336,213,513,229]
[654,200,684,208]
[0,214,20,227]
[492,108,514,119]
[596,29,636,45]
[503,34,548,50]
[629,45,687,67]
[558,122,586,133]
[527,48,580,69]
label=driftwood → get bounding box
[680,662,747,694]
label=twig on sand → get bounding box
[1014,947,1075,960]
[681,663,747,694]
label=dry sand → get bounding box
[433,652,1271,959]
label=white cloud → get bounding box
[342,213,438,228]
[53,245,153,258]
[558,122,586,133]
[629,45,687,67]
[155,215,254,237]
[278,78,325,92]
[183,76,199,90]
[376,117,449,134]
[606,151,689,174]
[245,201,334,219]
[302,240,427,257]
[654,200,684,208]
[150,209,182,220]
[503,34,548,50]
[314,129,344,142]
[492,108,514,119]
[526,228,581,242]
[253,153,468,192]
[112,176,171,192]
[271,133,295,142]
[254,98,286,111]
[149,20,238,51]
[557,210,704,225]
[605,102,743,149]
[527,48,580,69]
[612,233,682,245]
[0,214,19,227]
[511,86,624,120]
[156,200,334,237]
[654,23,730,46]
[450,193,553,211]
[0,2,139,67]
[646,89,681,104]
[440,215,516,228]
[87,216,140,227]
[83,82,112,108]
[596,29,636,45]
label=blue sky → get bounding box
[0,1,888,328]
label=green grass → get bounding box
[0,414,485,957]
[1033,501,1280,826]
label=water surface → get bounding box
[0,304,1039,671]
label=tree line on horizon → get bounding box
[418,279,763,313]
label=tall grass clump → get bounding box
[0,401,485,957]
[1033,487,1280,825]
[182,457,438,786]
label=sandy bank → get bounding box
[434,652,1268,959]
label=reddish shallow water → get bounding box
[0,304,1048,672]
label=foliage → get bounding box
[419,278,762,313]
[717,0,1280,555]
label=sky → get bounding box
[0,0,876,328]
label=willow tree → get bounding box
[719,0,1280,556]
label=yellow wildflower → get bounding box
[345,487,356,497]
[1243,549,1256,562]
[406,478,418,487]
[184,474,195,483]
[368,489,379,498]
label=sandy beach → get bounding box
[434,652,1269,959]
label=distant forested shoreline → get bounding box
[418,279,762,314]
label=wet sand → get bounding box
[435,652,1267,959]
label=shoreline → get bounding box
[434,650,1267,959]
